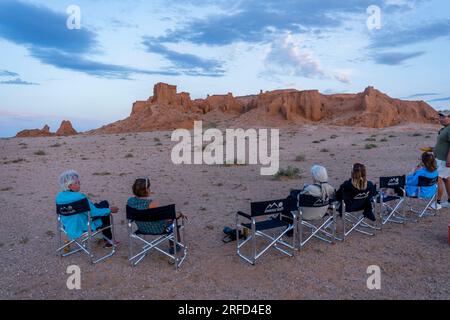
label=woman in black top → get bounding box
[336,163,377,221]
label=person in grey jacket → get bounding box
[301,165,336,201]
[298,165,336,221]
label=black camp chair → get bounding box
[339,185,380,240]
[56,198,116,264]
[236,198,297,265]
[297,194,337,248]
[377,175,411,225]
[126,204,187,269]
[407,176,439,218]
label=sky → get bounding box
[0,0,449,137]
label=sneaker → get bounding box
[430,203,442,210]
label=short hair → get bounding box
[59,170,80,191]
[132,178,150,197]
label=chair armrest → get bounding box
[237,211,252,220]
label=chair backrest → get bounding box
[379,175,406,189]
[418,176,438,187]
[342,183,375,212]
[126,204,176,222]
[298,194,330,208]
[56,198,90,216]
[250,199,291,217]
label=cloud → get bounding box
[263,34,325,79]
[371,51,425,65]
[428,97,450,103]
[0,0,96,54]
[369,19,450,49]
[406,93,440,99]
[0,78,38,85]
[154,0,388,46]
[0,70,19,77]
[0,69,38,85]
[30,48,181,79]
[142,38,225,76]
[262,34,351,83]
[0,1,178,79]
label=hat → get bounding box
[438,110,450,117]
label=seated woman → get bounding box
[127,177,185,254]
[406,152,438,199]
[55,170,119,246]
[336,163,377,221]
[298,165,336,220]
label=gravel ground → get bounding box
[0,123,448,300]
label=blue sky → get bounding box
[0,0,449,137]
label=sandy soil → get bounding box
[0,123,448,300]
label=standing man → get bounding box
[434,111,450,208]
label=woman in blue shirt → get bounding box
[406,153,438,199]
[55,170,119,246]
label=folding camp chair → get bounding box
[127,204,187,269]
[236,198,297,265]
[56,198,117,264]
[340,187,380,240]
[407,176,439,218]
[377,175,413,225]
[297,194,337,247]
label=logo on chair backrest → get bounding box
[387,177,399,187]
[265,202,284,214]
[354,191,370,200]
[313,198,328,207]
[60,205,77,215]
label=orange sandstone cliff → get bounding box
[93,83,437,134]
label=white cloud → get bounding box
[263,34,325,79]
[263,34,352,84]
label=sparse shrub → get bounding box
[93,172,111,176]
[274,166,301,180]
[295,154,306,162]
[50,143,61,148]
[125,153,134,158]
[0,187,13,192]
[330,135,338,139]
[34,150,46,156]
[320,148,330,153]
[365,144,378,150]
[365,138,377,142]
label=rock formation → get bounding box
[16,83,439,137]
[15,121,78,138]
[16,125,53,138]
[95,83,437,134]
[55,120,77,136]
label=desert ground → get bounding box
[0,123,448,300]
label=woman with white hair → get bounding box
[55,170,119,246]
[301,165,335,201]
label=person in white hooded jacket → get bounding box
[301,165,336,201]
[297,165,336,221]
